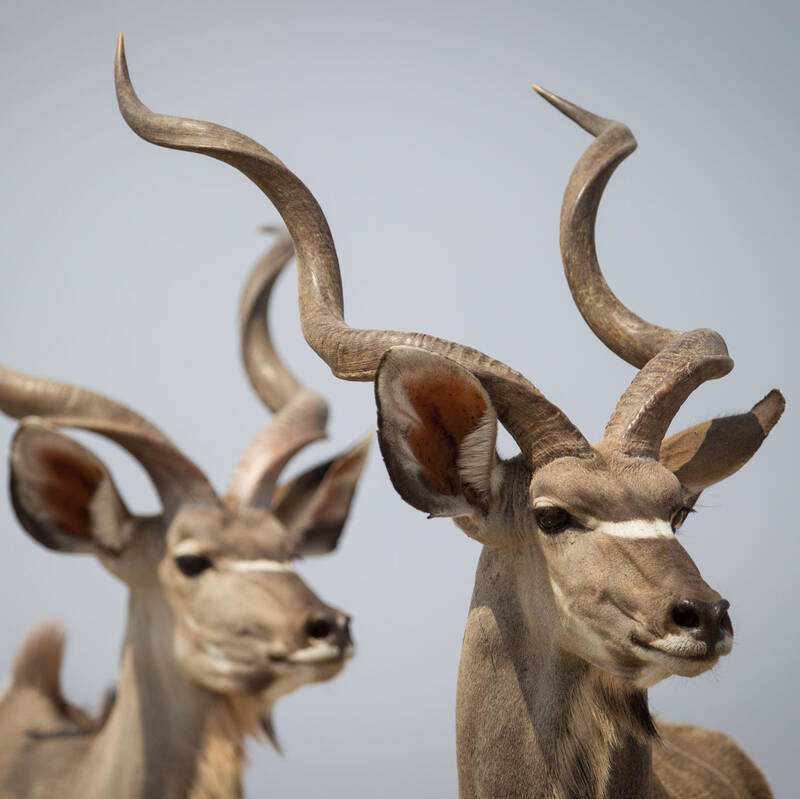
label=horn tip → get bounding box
[115,33,126,67]
[752,388,785,435]
[531,84,561,107]
[114,33,131,90]
[532,84,614,138]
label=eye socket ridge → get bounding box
[534,505,573,535]
[670,506,695,532]
[175,553,213,577]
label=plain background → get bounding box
[0,1,796,795]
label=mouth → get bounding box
[277,641,354,666]
[631,631,732,674]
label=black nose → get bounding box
[305,612,352,650]
[671,598,732,649]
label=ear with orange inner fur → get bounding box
[272,434,371,557]
[659,389,785,501]
[9,421,131,554]
[375,347,498,519]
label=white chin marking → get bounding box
[225,559,294,573]
[595,519,674,539]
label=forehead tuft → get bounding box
[168,505,291,560]
[530,454,682,522]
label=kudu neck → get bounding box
[77,588,248,799]
[456,545,656,799]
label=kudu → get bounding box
[114,35,784,799]
[0,230,369,799]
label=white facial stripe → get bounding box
[533,496,559,509]
[596,519,674,539]
[173,540,294,573]
[173,540,205,557]
[534,498,674,539]
[224,559,295,573]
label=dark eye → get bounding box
[670,506,695,532]
[535,506,572,534]
[175,554,212,577]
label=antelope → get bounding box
[0,229,369,799]
[114,35,784,798]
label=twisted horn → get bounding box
[228,229,329,507]
[537,87,735,455]
[599,330,733,459]
[0,365,218,512]
[240,226,309,411]
[115,35,591,469]
[534,85,679,368]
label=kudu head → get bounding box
[113,37,783,690]
[1,229,369,707]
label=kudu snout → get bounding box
[305,609,352,651]
[671,598,732,650]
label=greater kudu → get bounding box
[0,231,369,799]
[114,35,783,798]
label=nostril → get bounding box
[672,600,701,630]
[671,598,733,647]
[306,614,334,641]
[712,600,732,637]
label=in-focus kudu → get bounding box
[114,35,784,799]
[0,231,369,799]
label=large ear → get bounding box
[375,347,498,518]
[9,421,131,554]
[272,435,370,557]
[659,389,784,500]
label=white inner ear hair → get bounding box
[89,478,130,550]
[456,408,497,500]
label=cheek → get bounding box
[544,537,618,638]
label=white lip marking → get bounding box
[647,634,709,658]
[203,643,235,673]
[287,642,348,664]
[224,559,294,573]
[715,629,734,655]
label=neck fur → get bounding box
[456,545,657,799]
[77,589,257,799]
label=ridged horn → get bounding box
[228,229,329,507]
[0,364,218,513]
[115,36,591,469]
[537,86,734,455]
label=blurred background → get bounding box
[0,1,796,795]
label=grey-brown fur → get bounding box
[111,37,782,798]
[0,230,369,798]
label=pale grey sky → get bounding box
[1,1,797,795]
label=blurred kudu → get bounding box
[114,34,782,799]
[0,230,368,799]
